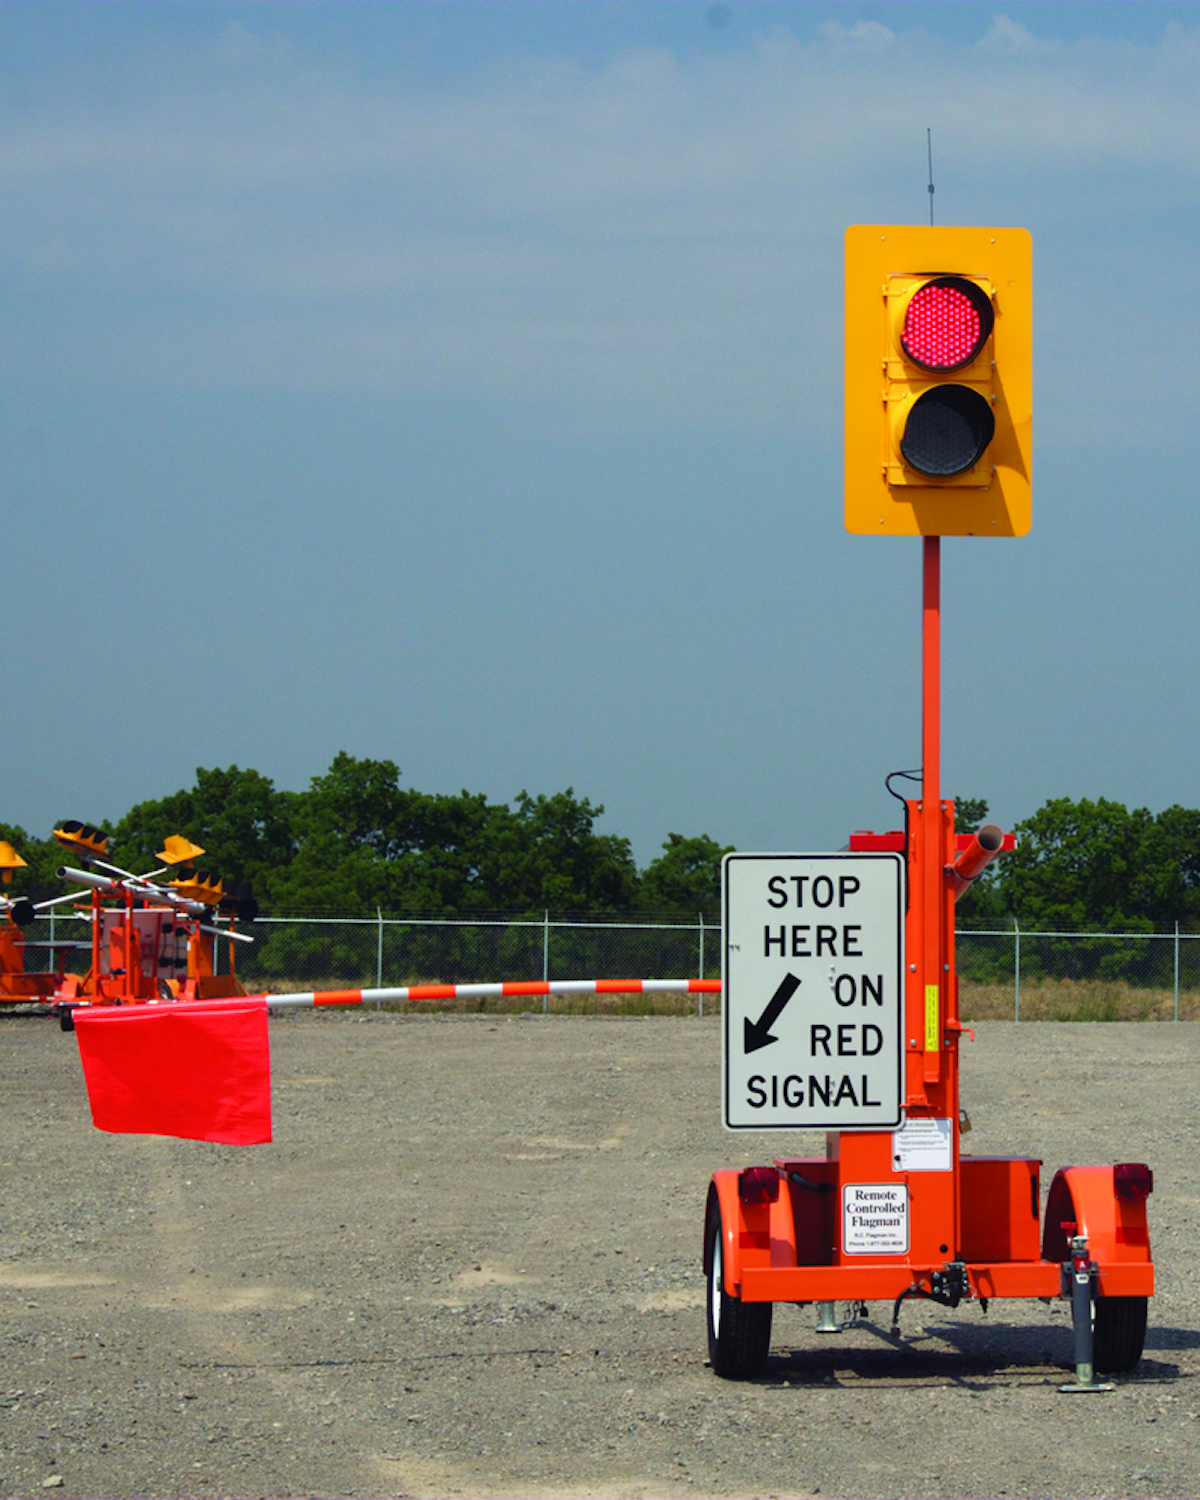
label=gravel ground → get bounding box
[1,1010,1197,1499]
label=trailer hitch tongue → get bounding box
[890,1263,969,1331]
[930,1263,969,1308]
[1059,1232,1114,1395]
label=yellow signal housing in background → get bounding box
[53,822,110,861]
[157,835,206,867]
[0,841,27,884]
[845,224,1031,536]
[171,872,224,906]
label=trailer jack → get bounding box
[1059,1234,1114,1394]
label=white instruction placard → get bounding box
[891,1117,953,1172]
[842,1183,909,1255]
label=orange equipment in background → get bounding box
[0,840,64,1005]
[51,825,256,1018]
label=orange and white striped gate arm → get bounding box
[259,977,722,1007]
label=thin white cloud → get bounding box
[817,19,897,49]
[0,12,1198,442]
[977,14,1058,55]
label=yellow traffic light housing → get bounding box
[845,225,1031,536]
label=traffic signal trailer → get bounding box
[706,229,1152,1386]
[705,773,1155,1381]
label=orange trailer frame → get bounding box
[0,912,63,1005]
[0,842,75,1006]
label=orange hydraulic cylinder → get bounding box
[948,824,1006,902]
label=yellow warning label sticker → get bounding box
[924,985,939,1051]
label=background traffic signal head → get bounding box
[53,821,110,863]
[0,840,27,885]
[170,871,224,906]
[157,834,206,867]
[219,881,259,924]
[844,225,1031,536]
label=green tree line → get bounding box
[1,754,731,919]
[955,795,1200,933]
[6,760,1200,932]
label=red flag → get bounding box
[74,1000,272,1145]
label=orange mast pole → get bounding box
[918,534,964,1257]
[921,534,943,1090]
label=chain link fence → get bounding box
[957,925,1200,1021]
[16,911,1200,1019]
[18,910,722,1016]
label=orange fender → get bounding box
[1042,1165,1153,1295]
[706,1169,783,1300]
[705,1171,746,1298]
[705,1166,813,1302]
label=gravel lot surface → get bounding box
[1,1011,1198,1499]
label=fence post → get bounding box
[1175,921,1180,1023]
[1014,917,1020,1023]
[543,910,549,1014]
[698,912,704,1018]
[376,907,384,1000]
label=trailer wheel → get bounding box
[705,1198,771,1380]
[1092,1296,1147,1373]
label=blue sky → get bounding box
[4,1,1200,867]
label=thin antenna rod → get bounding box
[927,128,935,226]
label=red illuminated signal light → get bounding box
[901,276,994,372]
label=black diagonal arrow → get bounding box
[744,972,801,1054]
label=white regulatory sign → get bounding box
[722,852,905,1130]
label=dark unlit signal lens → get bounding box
[900,385,995,477]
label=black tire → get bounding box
[705,1198,772,1379]
[1093,1296,1148,1373]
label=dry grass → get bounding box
[961,976,1200,1022]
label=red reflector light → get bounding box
[901,276,994,372]
[737,1166,780,1206]
[1114,1162,1153,1201]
